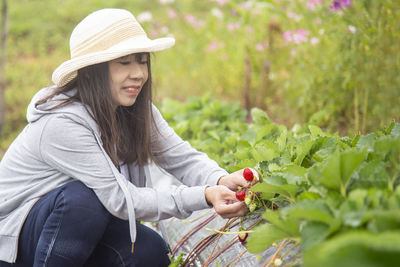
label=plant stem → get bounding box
[225,248,248,267]
[170,212,217,256]
[204,228,254,235]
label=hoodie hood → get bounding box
[26,86,99,134]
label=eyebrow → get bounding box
[118,55,130,61]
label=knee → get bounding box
[135,223,170,266]
[59,180,110,223]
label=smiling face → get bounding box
[108,53,149,108]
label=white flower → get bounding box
[159,0,174,4]
[160,26,169,34]
[347,25,357,33]
[274,258,283,266]
[211,8,224,19]
[137,11,152,22]
[310,37,320,45]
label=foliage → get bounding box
[161,96,400,266]
[1,0,399,152]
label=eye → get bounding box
[119,61,131,65]
[139,60,148,65]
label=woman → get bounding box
[0,8,251,266]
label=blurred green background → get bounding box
[1,0,399,155]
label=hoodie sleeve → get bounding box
[151,105,229,187]
[39,114,210,221]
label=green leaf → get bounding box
[241,129,257,145]
[207,131,220,141]
[281,164,308,184]
[300,221,330,252]
[251,108,272,125]
[304,231,400,267]
[295,139,314,166]
[308,125,324,138]
[252,182,298,201]
[262,209,300,236]
[281,200,334,225]
[319,150,341,191]
[253,142,279,162]
[391,123,400,138]
[340,149,367,187]
[246,223,290,254]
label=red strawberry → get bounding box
[243,168,254,181]
[238,232,248,243]
[235,190,246,201]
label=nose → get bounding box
[129,62,145,80]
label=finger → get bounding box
[219,203,247,218]
[215,201,246,217]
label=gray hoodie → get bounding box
[0,86,228,263]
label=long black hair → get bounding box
[37,53,157,167]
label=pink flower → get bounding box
[167,8,178,19]
[255,43,264,51]
[230,9,239,16]
[282,29,310,44]
[221,54,229,61]
[205,40,225,52]
[287,12,302,21]
[184,14,205,28]
[292,29,309,44]
[246,26,255,34]
[227,22,240,31]
[306,0,324,11]
[314,18,322,24]
[282,31,293,42]
[212,0,229,6]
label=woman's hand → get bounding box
[217,168,258,191]
[205,185,247,218]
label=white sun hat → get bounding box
[52,8,175,87]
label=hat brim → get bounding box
[52,36,175,87]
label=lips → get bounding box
[123,85,140,95]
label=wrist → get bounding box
[205,186,214,206]
[217,175,225,186]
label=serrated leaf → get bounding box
[295,139,314,166]
[301,221,330,252]
[253,143,279,162]
[304,231,400,267]
[252,182,298,201]
[309,125,324,138]
[262,209,301,236]
[277,128,288,152]
[251,107,272,125]
[281,164,307,184]
[340,149,367,186]
[281,200,334,225]
[391,123,400,138]
[320,150,341,191]
[246,223,290,254]
[241,129,257,145]
[207,131,220,141]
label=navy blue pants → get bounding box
[0,181,170,267]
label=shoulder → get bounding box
[41,114,99,146]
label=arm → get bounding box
[40,114,213,221]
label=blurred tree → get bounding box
[0,0,7,138]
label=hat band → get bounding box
[71,18,147,58]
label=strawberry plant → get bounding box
[163,97,400,266]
